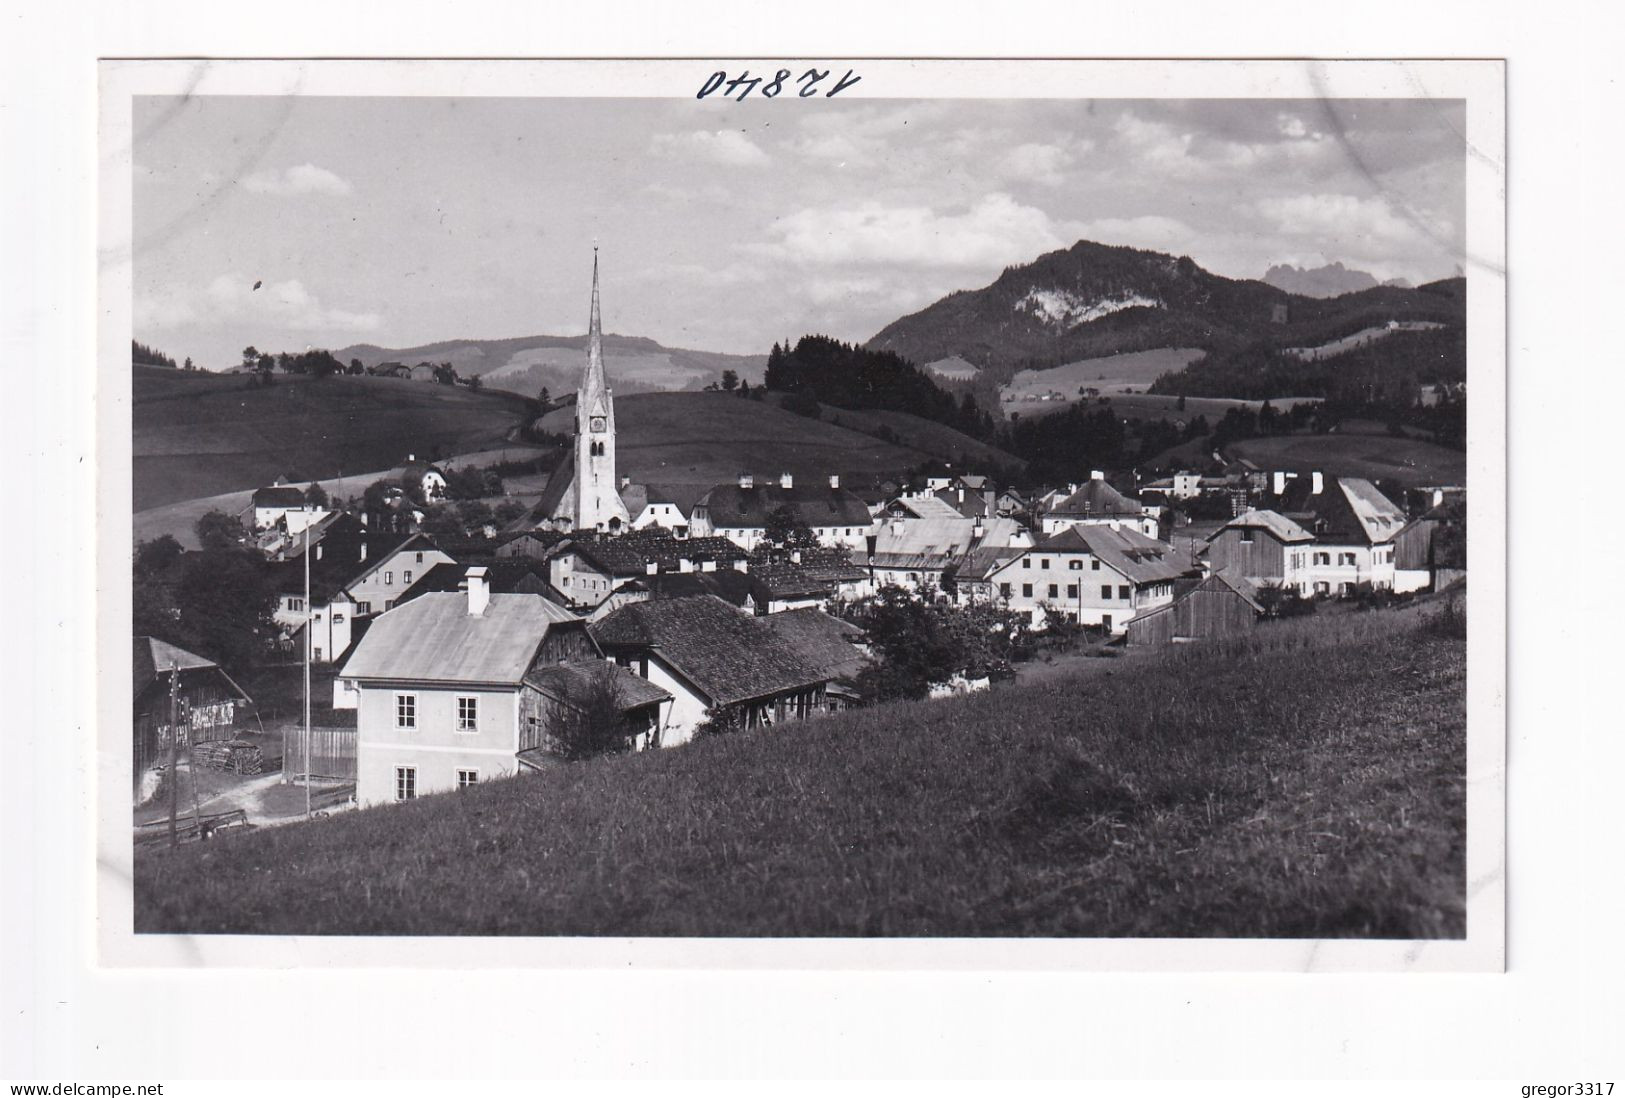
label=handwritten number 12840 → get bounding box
[697,69,862,101]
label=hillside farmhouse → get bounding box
[132,637,250,801]
[1268,473,1408,595]
[591,595,834,746]
[249,482,326,532]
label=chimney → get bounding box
[957,488,965,503]
[359,542,367,562]
[620,474,631,490]
[1272,470,1288,495]
[407,453,415,463]
[1311,470,1324,495]
[359,512,369,528]
[790,549,802,564]
[646,561,658,575]
[679,557,694,573]
[465,566,490,616]
[739,473,754,490]
[701,559,717,572]
[316,544,324,561]
[1091,470,1105,481]
[780,472,793,489]
[828,474,840,489]
[972,519,985,541]
[891,518,904,538]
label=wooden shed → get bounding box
[1126,572,1265,646]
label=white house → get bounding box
[250,482,324,531]
[984,524,1191,632]
[689,473,876,552]
[338,568,668,806]
[1269,473,1408,595]
[864,514,1030,594]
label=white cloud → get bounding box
[135,273,381,334]
[1074,215,1199,253]
[240,162,354,197]
[999,143,1073,186]
[649,129,769,167]
[1255,193,1441,248]
[754,193,1070,270]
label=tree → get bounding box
[720,369,739,392]
[494,498,528,525]
[349,358,365,375]
[551,666,636,759]
[134,534,184,575]
[468,374,484,392]
[241,346,261,371]
[539,386,551,408]
[1176,394,1187,411]
[183,356,194,371]
[763,504,815,548]
[172,550,278,669]
[304,482,329,508]
[194,509,246,550]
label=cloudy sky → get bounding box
[132,96,1465,368]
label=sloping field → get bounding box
[537,392,1007,488]
[1001,347,1205,403]
[132,367,533,510]
[136,605,1465,937]
[771,399,1023,475]
[1228,434,1467,488]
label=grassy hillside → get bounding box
[132,366,533,510]
[337,334,767,401]
[759,394,1023,475]
[1227,433,1467,487]
[537,392,1016,488]
[135,604,1466,937]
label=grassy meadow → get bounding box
[1228,433,1468,487]
[135,602,1466,938]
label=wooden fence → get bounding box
[281,725,358,782]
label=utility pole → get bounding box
[167,662,179,849]
[304,522,313,820]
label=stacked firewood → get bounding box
[192,740,264,775]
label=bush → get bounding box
[1424,590,1467,639]
[551,667,637,760]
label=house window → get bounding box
[396,693,416,729]
[313,647,322,661]
[395,766,416,801]
[384,570,394,585]
[416,551,424,563]
[1314,581,1330,595]
[1021,558,1031,569]
[1047,584,1058,599]
[357,602,372,615]
[333,614,345,624]
[457,769,479,789]
[1040,558,1051,570]
[456,696,478,732]
[1091,560,1101,570]
[999,583,1012,598]
[1022,583,1033,598]
[1313,552,1330,566]
[1066,584,1078,599]
[1241,529,1254,543]
[403,570,413,585]
[1119,585,1130,600]
[288,597,303,612]
[1339,552,1356,566]
[1101,584,1113,599]
[1068,559,1082,570]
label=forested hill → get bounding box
[865,239,1465,383]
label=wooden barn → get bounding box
[1125,572,1266,646]
[132,637,251,800]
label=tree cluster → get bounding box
[838,587,1029,703]
[764,336,994,440]
[133,533,277,671]
[132,340,179,369]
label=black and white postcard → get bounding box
[95,58,1506,971]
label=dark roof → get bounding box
[643,569,758,608]
[1273,476,1406,545]
[1048,478,1145,518]
[566,529,747,578]
[529,458,575,524]
[695,481,873,529]
[265,530,435,601]
[1034,525,1191,585]
[252,485,308,507]
[395,559,552,605]
[523,659,671,712]
[133,636,249,702]
[759,609,868,683]
[591,595,829,706]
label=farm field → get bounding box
[1228,434,1467,488]
[923,354,982,381]
[135,601,1466,937]
[1001,347,1205,404]
[537,391,1016,490]
[132,443,552,548]
[132,366,535,511]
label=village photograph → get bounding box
[123,80,1475,940]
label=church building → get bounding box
[532,253,634,534]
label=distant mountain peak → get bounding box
[1262,261,1384,298]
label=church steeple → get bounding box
[581,248,608,415]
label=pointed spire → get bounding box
[580,248,608,411]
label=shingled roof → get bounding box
[523,659,671,712]
[566,528,747,577]
[1047,478,1145,518]
[759,609,868,683]
[591,595,829,707]
[1034,525,1191,585]
[133,636,249,701]
[252,484,308,508]
[1208,508,1314,544]
[1274,476,1406,545]
[340,592,582,686]
[695,481,873,529]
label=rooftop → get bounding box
[339,591,582,686]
